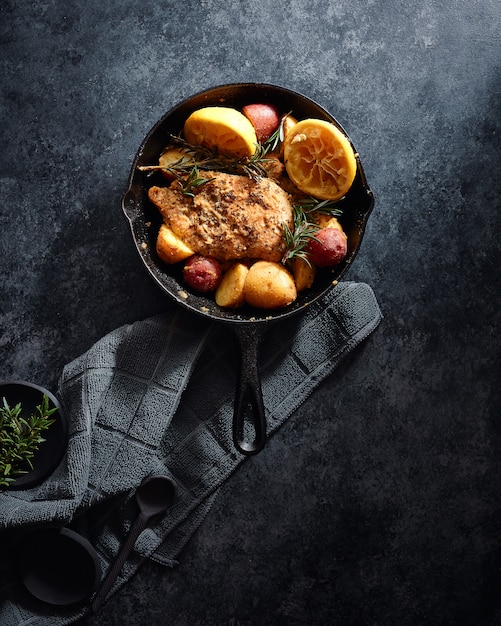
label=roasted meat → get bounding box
[148,171,294,262]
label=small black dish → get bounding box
[17,527,101,606]
[0,380,67,489]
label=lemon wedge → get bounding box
[183,106,259,158]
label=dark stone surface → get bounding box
[1,1,499,625]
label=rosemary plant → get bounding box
[0,394,57,487]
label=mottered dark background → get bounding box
[1,1,500,625]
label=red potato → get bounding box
[183,255,223,292]
[242,103,281,144]
[307,227,348,268]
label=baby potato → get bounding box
[277,113,298,158]
[183,255,223,293]
[306,227,348,268]
[244,261,297,309]
[156,223,194,264]
[215,262,249,308]
[158,147,195,181]
[325,217,344,232]
[242,103,281,144]
[282,113,298,139]
[291,257,316,292]
[313,213,344,231]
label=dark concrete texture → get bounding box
[1,1,500,625]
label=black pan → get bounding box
[122,83,374,455]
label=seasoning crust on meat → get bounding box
[148,171,294,262]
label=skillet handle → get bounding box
[233,326,267,455]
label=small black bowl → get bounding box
[0,380,67,489]
[17,527,101,606]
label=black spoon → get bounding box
[91,474,176,612]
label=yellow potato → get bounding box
[156,223,194,264]
[243,261,297,309]
[215,262,249,308]
[277,114,298,158]
[325,217,344,231]
[291,258,316,292]
[313,213,344,231]
[282,114,298,140]
[158,147,195,181]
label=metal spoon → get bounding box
[91,474,176,612]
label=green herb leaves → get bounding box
[139,133,274,183]
[178,166,215,197]
[0,395,57,487]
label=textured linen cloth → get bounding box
[0,282,382,625]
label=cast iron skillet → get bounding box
[122,83,374,456]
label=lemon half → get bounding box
[183,106,259,158]
[283,118,357,200]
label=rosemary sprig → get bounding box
[282,207,320,266]
[138,111,294,184]
[139,134,273,181]
[282,196,344,265]
[264,110,293,152]
[293,196,344,217]
[0,395,57,487]
[177,165,215,197]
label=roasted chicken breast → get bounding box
[148,171,294,262]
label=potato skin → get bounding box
[243,261,297,309]
[281,113,298,139]
[183,255,223,292]
[276,114,298,159]
[306,227,348,268]
[291,258,316,292]
[313,214,343,231]
[215,262,249,308]
[242,103,281,143]
[158,147,194,181]
[156,223,194,264]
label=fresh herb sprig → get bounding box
[265,110,293,152]
[293,196,344,218]
[282,207,319,266]
[282,197,344,265]
[138,111,295,198]
[138,112,294,182]
[177,165,215,197]
[0,395,57,487]
[139,134,273,182]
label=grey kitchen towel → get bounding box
[0,282,382,625]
